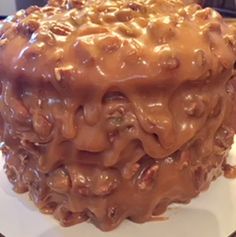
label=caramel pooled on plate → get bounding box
[0,0,236,231]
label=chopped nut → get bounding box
[93,170,120,196]
[97,4,118,12]
[184,95,205,118]
[54,68,62,81]
[182,162,189,168]
[194,8,213,20]
[0,38,8,47]
[54,65,73,81]
[179,150,190,170]
[164,56,180,70]
[215,126,234,150]
[102,13,117,23]
[194,49,206,67]
[148,19,175,43]
[127,2,147,13]
[9,98,30,122]
[47,168,71,193]
[96,35,121,53]
[89,12,102,24]
[69,0,85,9]
[107,207,118,221]
[16,9,26,18]
[42,6,56,13]
[79,26,108,36]
[48,0,68,7]
[137,164,159,190]
[50,23,72,36]
[70,11,88,26]
[53,48,64,61]
[123,163,140,179]
[118,24,140,37]
[17,19,40,36]
[69,166,120,197]
[178,8,187,17]
[184,4,201,15]
[223,164,236,179]
[5,165,17,183]
[202,22,221,34]
[34,29,56,46]
[156,46,180,70]
[33,113,52,137]
[116,9,133,22]
[108,116,124,127]
[224,35,236,54]
[41,202,58,215]
[124,50,142,65]
[136,17,148,27]
[165,157,174,164]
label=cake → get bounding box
[0,0,236,231]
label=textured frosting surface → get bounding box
[0,0,236,231]
[0,0,235,84]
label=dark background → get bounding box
[204,0,236,9]
[16,0,47,9]
[203,0,236,17]
[14,0,236,9]
[0,0,235,19]
[14,0,236,17]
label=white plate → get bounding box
[1,140,236,237]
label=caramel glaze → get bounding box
[0,0,236,231]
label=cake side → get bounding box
[0,0,236,231]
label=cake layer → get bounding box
[0,0,236,231]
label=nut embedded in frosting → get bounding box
[0,0,236,232]
[0,39,8,47]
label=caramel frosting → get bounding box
[0,0,236,231]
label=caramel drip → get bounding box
[0,0,236,232]
[224,164,236,179]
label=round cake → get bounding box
[0,0,236,231]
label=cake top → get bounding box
[0,0,235,88]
